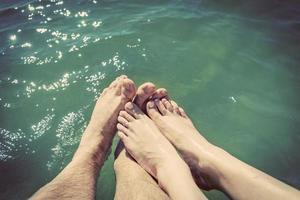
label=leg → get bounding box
[114,84,170,200]
[146,98,300,200]
[117,102,207,200]
[31,75,136,200]
[114,142,170,200]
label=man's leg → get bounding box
[114,84,170,200]
[31,75,136,200]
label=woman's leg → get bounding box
[117,102,207,200]
[146,98,300,200]
[114,141,170,200]
[114,84,170,200]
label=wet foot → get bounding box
[146,98,218,189]
[73,75,136,166]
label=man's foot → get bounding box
[73,75,136,166]
[146,98,220,189]
[31,75,136,200]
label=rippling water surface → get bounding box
[0,0,300,199]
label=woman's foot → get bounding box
[114,83,171,200]
[73,75,136,167]
[117,102,206,200]
[117,102,183,178]
[146,98,221,189]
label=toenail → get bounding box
[126,102,134,109]
[119,110,125,115]
[148,101,155,108]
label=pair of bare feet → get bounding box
[80,75,217,198]
[76,75,211,199]
[116,87,213,196]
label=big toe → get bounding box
[133,82,156,110]
[146,101,162,119]
[119,78,136,100]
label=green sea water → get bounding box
[0,0,300,199]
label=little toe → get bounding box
[162,98,173,112]
[125,102,144,119]
[179,107,188,118]
[154,99,168,115]
[146,101,161,119]
[170,100,180,115]
[119,110,135,122]
[117,131,128,141]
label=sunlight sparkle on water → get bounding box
[21,43,32,48]
[9,35,16,41]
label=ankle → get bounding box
[195,144,235,190]
[74,134,111,168]
[156,158,190,187]
[156,159,203,200]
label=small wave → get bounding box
[46,108,87,171]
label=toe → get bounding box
[117,75,128,80]
[133,82,156,109]
[170,100,180,115]
[117,131,127,140]
[146,101,161,119]
[162,98,173,112]
[119,110,135,122]
[125,102,144,119]
[120,79,136,100]
[117,123,130,136]
[151,88,168,100]
[117,116,129,127]
[122,78,136,100]
[154,99,168,115]
[179,107,188,118]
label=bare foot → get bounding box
[117,102,181,178]
[116,102,206,200]
[114,83,167,162]
[146,98,219,189]
[114,83,171,200]
[73,75,136,166]
[31,75,136,200]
